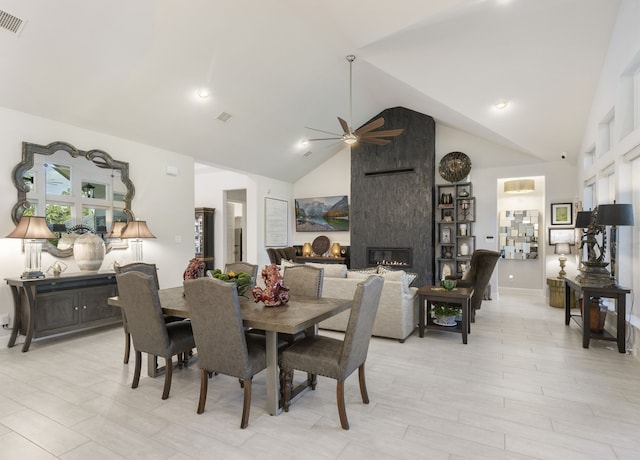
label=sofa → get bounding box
[308,264,419,343]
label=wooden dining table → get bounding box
[108,286,351,415]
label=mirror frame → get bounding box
[11,141,135,258]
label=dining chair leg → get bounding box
[336,380,349,430]
[132,350,142,389]
[161,357,173,400]
[197,369,208,414]
[282,368,293,412]
[123,332,131,364]
[358,363,369,404]
[240,379,252,429]
[309,373,317,390]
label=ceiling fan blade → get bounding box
[361,137,391,146]
[360,128,404,138]
[307,137,342,141]
[305,126,343,136]
[337,117,350,134]
[354,117,385,135]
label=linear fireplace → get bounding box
[367,247,413,269]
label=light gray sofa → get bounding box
[318,271,419,343]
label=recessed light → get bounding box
[300,139,309,146]
[494,100,509,110]
[197,88,210,99]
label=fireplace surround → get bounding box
[367,247,412,269]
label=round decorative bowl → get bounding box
[440,279,457,291]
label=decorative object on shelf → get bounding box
[554,242,571,278]
[302,242,312,257]
[443,247,453,259]
[458,188,470,197]
[47,260,68,277]
[575,209,610,286]
[443,210,453,222]
[459,242,470,256]
[459,223,467,236]
[439,193,453,205]
[73,232,106,271]
[312,235,330,256]
[6,216,56,279]
[207,268,254,296]
[595,202,634,287]
[551,202,573,225]
[441,263,452,280]
[441,227,451,244]
[504,178,535,193]
[438,151,471,183]
[331,242,341,258]
[432,303,462,326]
[441,279,456,291]
[121,220,156,262]
[459,200,470,220]
[251,264,290,306]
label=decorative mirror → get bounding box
[11,141,135,258]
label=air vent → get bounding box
[216,112,232,122]
[0,10,25,35]
[303,151,312,157]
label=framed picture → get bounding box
[551,202,573,225]
[548,228,575,245]
[264,197,288,247]
[294,195,349,232]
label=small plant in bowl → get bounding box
[432,302,462,326]
[440,279,457,291]
[207,269,254,296]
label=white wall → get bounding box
[0,107,194,335]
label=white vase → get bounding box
[73,233,105,271]
[460,242,470,256]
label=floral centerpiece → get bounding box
[207,268,254,296]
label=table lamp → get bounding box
[331,242,341,258]
[554,242,571,278]
[302,242,312,257]
[595,202,634,286]
[107,221,127,238]
[120,220,156,262]
[6,216,56,279]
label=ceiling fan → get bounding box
[305,55,404,146]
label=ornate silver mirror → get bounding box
[11,141,135,258]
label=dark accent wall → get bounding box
[350,106,435,286]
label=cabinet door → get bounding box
[35,291,80,333]
[80,284,119,323]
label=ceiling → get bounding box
[0,0,620,182]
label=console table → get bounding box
[564,278,630,353]
[294,256,346,264]
[6,272,121,352]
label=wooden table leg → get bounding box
[418,295,425,338]
[461,299,468,344]
[265,331,281,415]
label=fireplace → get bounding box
[367,247,412,269]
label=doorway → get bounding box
[224,189,247,263]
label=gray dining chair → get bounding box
[279,275,384,430]
[115,271,195,400]
[183,276,267,429]
[224,262,259,281]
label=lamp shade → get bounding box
[575,211,592,228]
[595,203,634,226]
[504,179,535,193]
[6,216,56,239]
[120,220,156,239]
[554,242,571,255]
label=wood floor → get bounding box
[1,293,640,459]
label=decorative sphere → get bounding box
[440,279,457,291]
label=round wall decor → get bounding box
[312,235,330,255]
[438,151,472,183]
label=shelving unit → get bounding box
[435,182,475,282]
[195,207,215,271]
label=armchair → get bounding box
[446,249,499,320]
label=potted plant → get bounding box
[432,302,462,327]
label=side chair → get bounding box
[115,271,195,400]
[279,275,384,430]
[183,277,267,429]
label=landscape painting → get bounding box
[295,195,349,232]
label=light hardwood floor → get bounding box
[1,293,640,459]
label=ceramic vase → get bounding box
[73,233,105,271]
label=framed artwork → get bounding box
[551,202,573,225]
[264,197,288,247]
[294,195,349,232]
[548,228,575,245]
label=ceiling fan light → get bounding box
[343,134,358,145]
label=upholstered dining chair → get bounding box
[115,262,185,364]
[115,271,195,400]
[446,249,500,319]
[183,277,267,429]
[279,275,384,430]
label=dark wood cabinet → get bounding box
[195,207,215,271]
[6,272,120,352]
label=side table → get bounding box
[418,285,474,344]
[547,277,565,308]
[564,278,630,353]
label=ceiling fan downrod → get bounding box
[346,54,356,137]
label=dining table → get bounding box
[108,286,351,415]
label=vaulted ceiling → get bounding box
[0,0,620,182]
